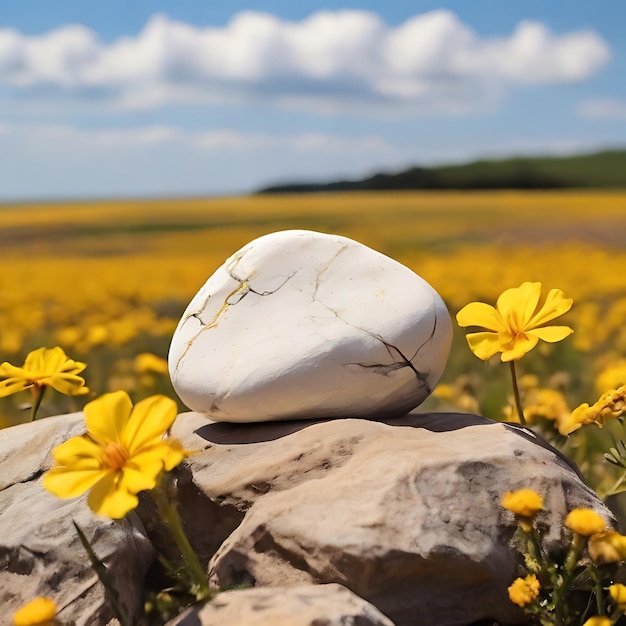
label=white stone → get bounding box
[168,230,452,422]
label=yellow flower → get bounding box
[502,489,543,519]
[520,388,571,427]
[565,508,607,536]
[508,574,540,607]
[456,282,573,362]
[42,391,184,519]
[560,385,626,435]
[0,346,88,397]
[13,597,56,626]
[609,584,626,612]
[588,530,626,564]
[582,618,611,626]
[134,352,169,375]
[596,359,626,394]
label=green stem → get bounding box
[30,385,46,422]
[509,360,526,426]
[73,521,131,626]
[552,533,586,624]
[605,470,626,498]
[152,483,210,601]
[591,568,605,616]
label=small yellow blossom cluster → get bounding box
[560,385,626,436]
[565,508,607,536]
[508,574,540,607]
[431,375,480,414]
[609,584,626,612]
[503,386,571,429]
[502,489,626,623]
[595,359,626,395]
[502,489,544,519]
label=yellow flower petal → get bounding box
[501,333,539,362]
[43,466,110,499]
[46,373,88,395]
[122,395,178,453]
[496,282,541,332]
[456,302,506,332]
[87,472,138,519]
[0,379,30,397]
[465,331,505,361]
[13,596,57,626]
[120,466,160,494]
[526,325,574,343]
[527,288,573,328]
[51,435,103,465]
[23,347,48,372]
[84,391,132,446]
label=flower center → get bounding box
[102,442,128,470]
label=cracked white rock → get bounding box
[168,229,452,422]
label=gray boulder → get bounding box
[0,409,614,626]
[170,411,613,626]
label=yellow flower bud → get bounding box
[13,597,56,626]
[582,618,611,626]
[588,530,626,564]
[609,583,626,612]
[508,574,540,607]
[564,508,607,536]
[502,489,543,519]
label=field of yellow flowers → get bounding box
[1,190,626,489]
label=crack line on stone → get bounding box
[175,266,296,372]
[174,280,250,371]
[314,299,431,391]
[1,467,45,491]
[312,244,349,300]
[408,307,439,363]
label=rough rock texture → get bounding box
[0,414,154,626]
[170,584,395,626]
[0,409,616,626]
[170,411,615,626]
[168,230,452,422]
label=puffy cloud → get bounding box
[578,99,626,119]
[0,10,611,114]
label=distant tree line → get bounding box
[257,150,626,194]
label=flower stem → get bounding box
[509,361,526,426]
[30,385,46,422]
[152,482,211,601]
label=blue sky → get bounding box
[1,1,624,200]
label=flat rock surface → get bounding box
[169,230,452,422]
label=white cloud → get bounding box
[578,98,626,119]
[0,10,611,114]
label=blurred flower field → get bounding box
[1,190,626,496]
